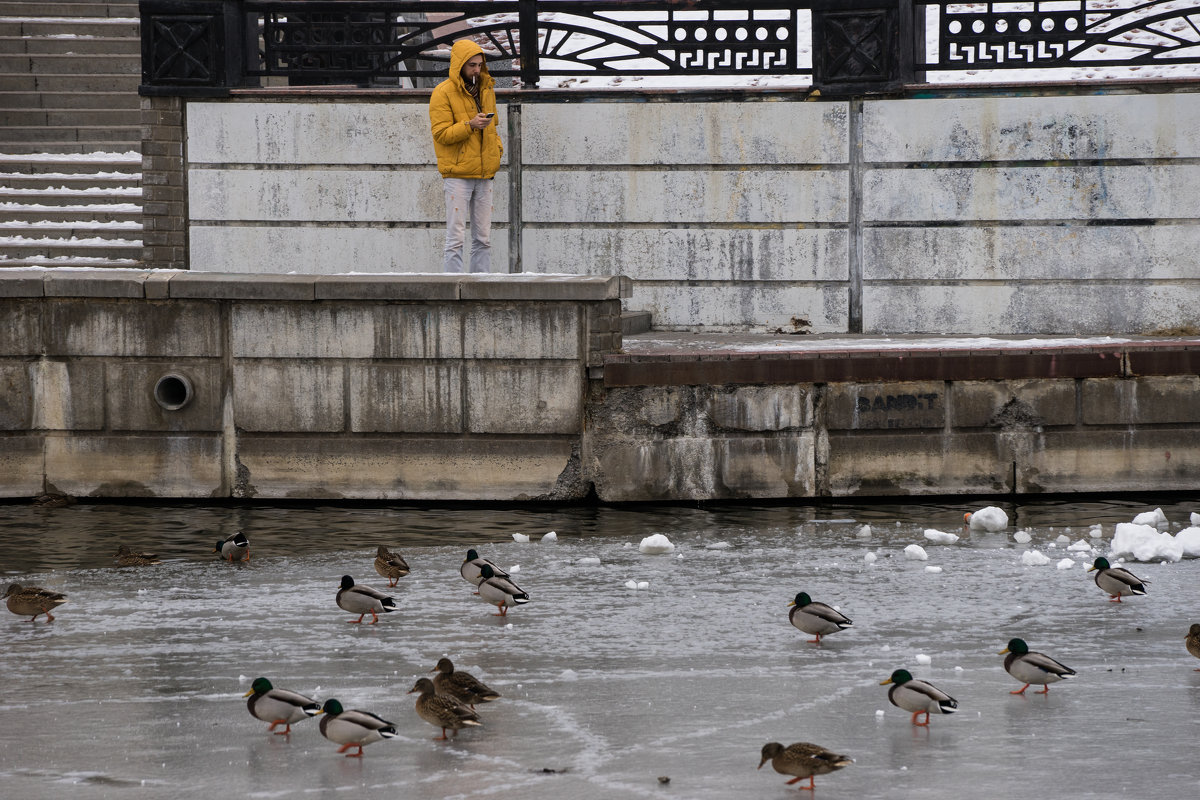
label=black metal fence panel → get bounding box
[139,1,1200,94]
[926,0,1200,71]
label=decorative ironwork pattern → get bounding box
[929,0,1200,69]
[243,1,810,86]
[143,12,222,86]
[819,11,890,81]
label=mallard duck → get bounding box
[1186,623,1200,671]
[373,546,410,587]
[317,699,397,757]
[4,583,67,623]
[460,548,509,589]
[243,677,319,735]
[477,564,529,617]
[114,544,162,567]
[431,657,501,708]
[1087,557,1147,602]
[881,669,958,726]
[788,592,852,644]
[757,741,853,790]
[336,575,396,624]
[214,531,249,562]
[408,677,482,740]
[999,638,1076,694]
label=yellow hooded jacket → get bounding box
[429,40,503,179]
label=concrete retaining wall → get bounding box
[178,88,1200,335]
[0,270,626,500]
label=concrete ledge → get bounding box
[0,436,43,497]
[0,269,634,303]
[44,434,224,498]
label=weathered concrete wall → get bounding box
[178,89,1200,335]
[589,367,1200,501]
[0,270,625,500]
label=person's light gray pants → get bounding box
[442,177,493,273]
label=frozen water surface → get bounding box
[2,499,1200,799]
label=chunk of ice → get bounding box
[864,552,878,564]
[923,528,960,544]
[903,544,928,561]
[1021,550,1051,566]
[639,534,675,554]
[924,565,943,573]
[1056,558,1076,570]
[1014,530,1033,544]
[856,525,873,539]
[915,654,932,665]
[512,533,530,543]
[541,531,558,543]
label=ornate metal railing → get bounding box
[928,0,1200,71]
[139,0,1200,95]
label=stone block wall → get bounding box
[0,270,627,500]
[591,345,1200,501]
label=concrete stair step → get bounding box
[0,140,138,153]
[0,125,141,142]
[0,108,140,126]
[0,3,138,18]
[0,188,140,206]
[0,172,139,189]
[0,72,140,92]
[0,52,140,74]
[0,205,140,223]
[0,255,141,267]
[0,238,143,260]
[0,20,140,39]
[0,90,141,109]
[0,222,142,239]
[0,154,140,173]
[621,310,653,336]
[0,34,140,55]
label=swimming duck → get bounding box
[477,564,529,616]
[317,699,397,757]
[408,677,482,740]
[214,531,249,562]
[431,657,501,708]
[4,583,67,623]
[1087,557,1147,602]
[1186,624,1200,671]
[243,677,319,735]
[788,592,852,644]
[460,548,509,588]
[881,669,958,726]
[373,546,410,587]
[114,544,162,567]
[336,575,396,624]
[757,741,853,790]
[999,638,1076,694]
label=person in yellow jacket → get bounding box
[429,40,503,273]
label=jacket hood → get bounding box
[449,39,493,92]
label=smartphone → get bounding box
[485,113,495,118]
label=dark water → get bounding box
[2,496,1199,799]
